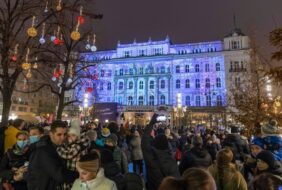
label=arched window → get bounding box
[119,69,123,76]
[176,65,180,73]
[138,96,144,105]
[160,80,165,89]
[185,96,190,106]
[185,65,189,73]
[206,95,211,106]
[149,81,154,89]
[196,96,201,106]
[205,64,210,72]
[161,66,165,73]
[176,79,181,89]
[205,78,210,88]
[216,78,221,88]
[217,95,222,106]
[128,81,133,89]
[118,81,124,90]
[195,64,200,72]
[185,79,190,88]
[107,82,111,90]
[149,95,154,106]
[216,63,220,71]
[160,95,166,105]
[128,96,133,105]
[195,79,200,88]
[139,81,144,89]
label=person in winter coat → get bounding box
[129,130,143,174]
[205,135,221,161]
[100,149,126,190]
[4,119,25,152]
[104,134,128,174]
[72,152,117,190]
[252,172,282,190]
[165,128,179,157]
[255,150,282,176]
[0,131,30,190]
[27,120,78,190]
[57,119,89,190]
[179,135,212,174]
[208,148,248,190]
[141,114,180,190]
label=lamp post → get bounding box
[83,93,89,124]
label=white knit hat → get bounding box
[68,118,81,138]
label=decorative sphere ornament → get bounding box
[52,76,57,81]
[11,55,17,62]
[86,87,93,93]
[71,31,81,41]
[54,72,59,78]
[85,44,91,50]
[77,16,85,24]
[27,27,38,37]
[26,71,32,78]
[39,37,46,44]
[22,62,31,70]
[54,38,61,45]
[50,36,56,42]
[66,78,73,86]
[91,45,97,52]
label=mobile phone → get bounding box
[156,116,166,122]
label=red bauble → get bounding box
[86,87,93,93]
[54,72,59,78]
[78,16,85,24]
[54,38,61,45]
[11,55,17,62]
[58,69,63,75]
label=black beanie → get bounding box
[100,149,114,165]
[256,150,276,169]
[154,134,168,150]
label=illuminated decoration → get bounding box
[26,69,32,78]
[11,44,19,62]
[91,34,97,52]
[77,6,85,25]
[85,35,91,50]
[52,76,57,81]
[22,48,31,70]
[39,23,46,44]
[33,57,38,69]
[56,0,62,11]
[71,22,81,41]
[27,16,38,37]
[44,1,49,13]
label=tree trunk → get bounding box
[56,90,65,120]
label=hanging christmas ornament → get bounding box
[77,6,85,25]
[52,76,57,81]
[54,38,61,45]
[44,1,49,13]
[86,87,93,93]
[50,30,56,42]
[66,78,73,86]
[39,23,46,44]
[91,34,97,52]
[85,35,91,50]
[22,48,31,70]
[54,72,59,78]
[26,69,32,78]
[33,57,38,69]
[71,22,81,41]
[11,44,19,62]
[27,16,38,37]
[56,0,62,11]
[53,26,61,45]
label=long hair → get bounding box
[253,173,282,190]
[216,148,234,189]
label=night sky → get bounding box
[93,0,282,53]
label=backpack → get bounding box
[124,173,144,190]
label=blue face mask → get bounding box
[17,140,28,149]
[29,135,39,144]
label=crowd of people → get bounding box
[0,114,282,190]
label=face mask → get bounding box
[29,135,39,144]
[17,140,28,149]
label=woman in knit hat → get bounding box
[208,148,248,190]
[255,150,282,176]
[71,152,117,190]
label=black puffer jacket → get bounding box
[179,147,212,174]
[222,134,248,161]
[27,136,78,190]
[103,162,126,190]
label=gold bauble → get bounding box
[71,31,81,41]
[27,27,38,37]
[22,62,31,70]
[26,70,32,78]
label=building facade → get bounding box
[79,28,251,126]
